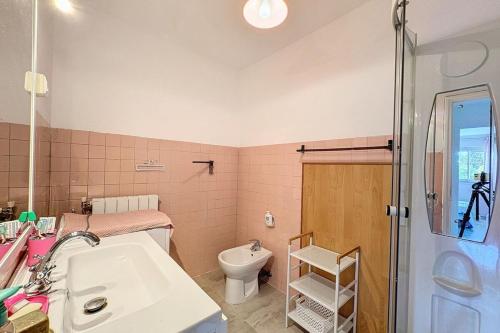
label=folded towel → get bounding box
[60,209,174,238]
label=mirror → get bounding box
[426,85,498,242]
[0,0,33,220]
[0,0,35,286]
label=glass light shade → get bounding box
[243,0,288,29]
[55,0,73,13]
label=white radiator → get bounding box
[90,194,170,253]
[91,195,159,214]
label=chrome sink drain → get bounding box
[84,297,108,314]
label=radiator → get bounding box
[91,195,159,214]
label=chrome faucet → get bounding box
[24,231,100,296]
[249,239,262,252]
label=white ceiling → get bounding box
[407,0,500,45]
[73,0,370,69]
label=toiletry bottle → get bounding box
[0,286,21,333]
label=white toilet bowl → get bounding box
[218,244,272,304]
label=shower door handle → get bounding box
[386,205,410,218]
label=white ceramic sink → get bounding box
[64,243,170,332]
[11,232,226,333]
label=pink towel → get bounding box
[61,210,174,238]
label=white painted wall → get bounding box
[237,0,395,146]
[46,0,394,147]
[49,7,240,146]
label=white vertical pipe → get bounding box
[334,263,340,333]
[353,251,360,333]
[285,243,291,327]
[308,234,312,273]
[28,0,38,212]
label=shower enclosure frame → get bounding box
[388,0,416,332]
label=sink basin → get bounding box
[65,243,170,332]
[12,232,226,333]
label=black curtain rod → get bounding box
[297,140,393,153]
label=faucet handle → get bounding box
[249,239,261,245]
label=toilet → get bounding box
[218,243,272,304]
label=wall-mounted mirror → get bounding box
[0,0,36,287]
[425,85,498,242]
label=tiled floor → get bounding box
[194,270,305,333]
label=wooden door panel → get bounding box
[301,164,391,333]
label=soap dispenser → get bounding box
[0,286,21,333]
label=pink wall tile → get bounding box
[105,159,121,172]
[0,156,8,172]
[104,184,120,197]
[9,140,29,156]
[104,172,120,185]
[71,158,89,172]
[120,136,135,148]
[87,185,104,198]
[9,172,29,187]
[41,126,390,286]
[9,156,29,172]
[71,130,89,144]
[105,146,121,160]
[120,160,134,172]
[89,132,105,146]
[70,185,88,200]
[50,172,70,186]
[0,172,8,188]
[51,129,72,143]
[0,140,9,156]
[0,188,8,202]
[120,147,134,160]
[105,134,121,147]
[88,172,105,185]
[9,124,30,140]
[51,143,70,158]
[0,123,9,139]
[119,172,134,184]
[89,159,105,172]
[134,137,148,149]
[133,183,148,195]
[89,145,106,159]
[71,144,89,159]
[134,148,147,161]
[9,187,28,203]
[50,186,70,201]
[119,183,134,195]
[70,172,88,186]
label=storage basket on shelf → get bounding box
[295,296,335,333]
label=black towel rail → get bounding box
[192,160,214,175]
[297,140,393,153]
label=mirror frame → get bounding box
[424,84,500,242]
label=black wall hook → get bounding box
[192,160,214,175]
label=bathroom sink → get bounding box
[64,243,170,332]
[13,232,226,333]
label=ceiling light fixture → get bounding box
[55,0,73,13]
[243,0,288,29]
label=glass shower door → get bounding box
[389,1,416,332]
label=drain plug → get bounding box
[84,297,108,314]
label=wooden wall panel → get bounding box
[301,164,392,333]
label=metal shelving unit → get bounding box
[286,232,360,333]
